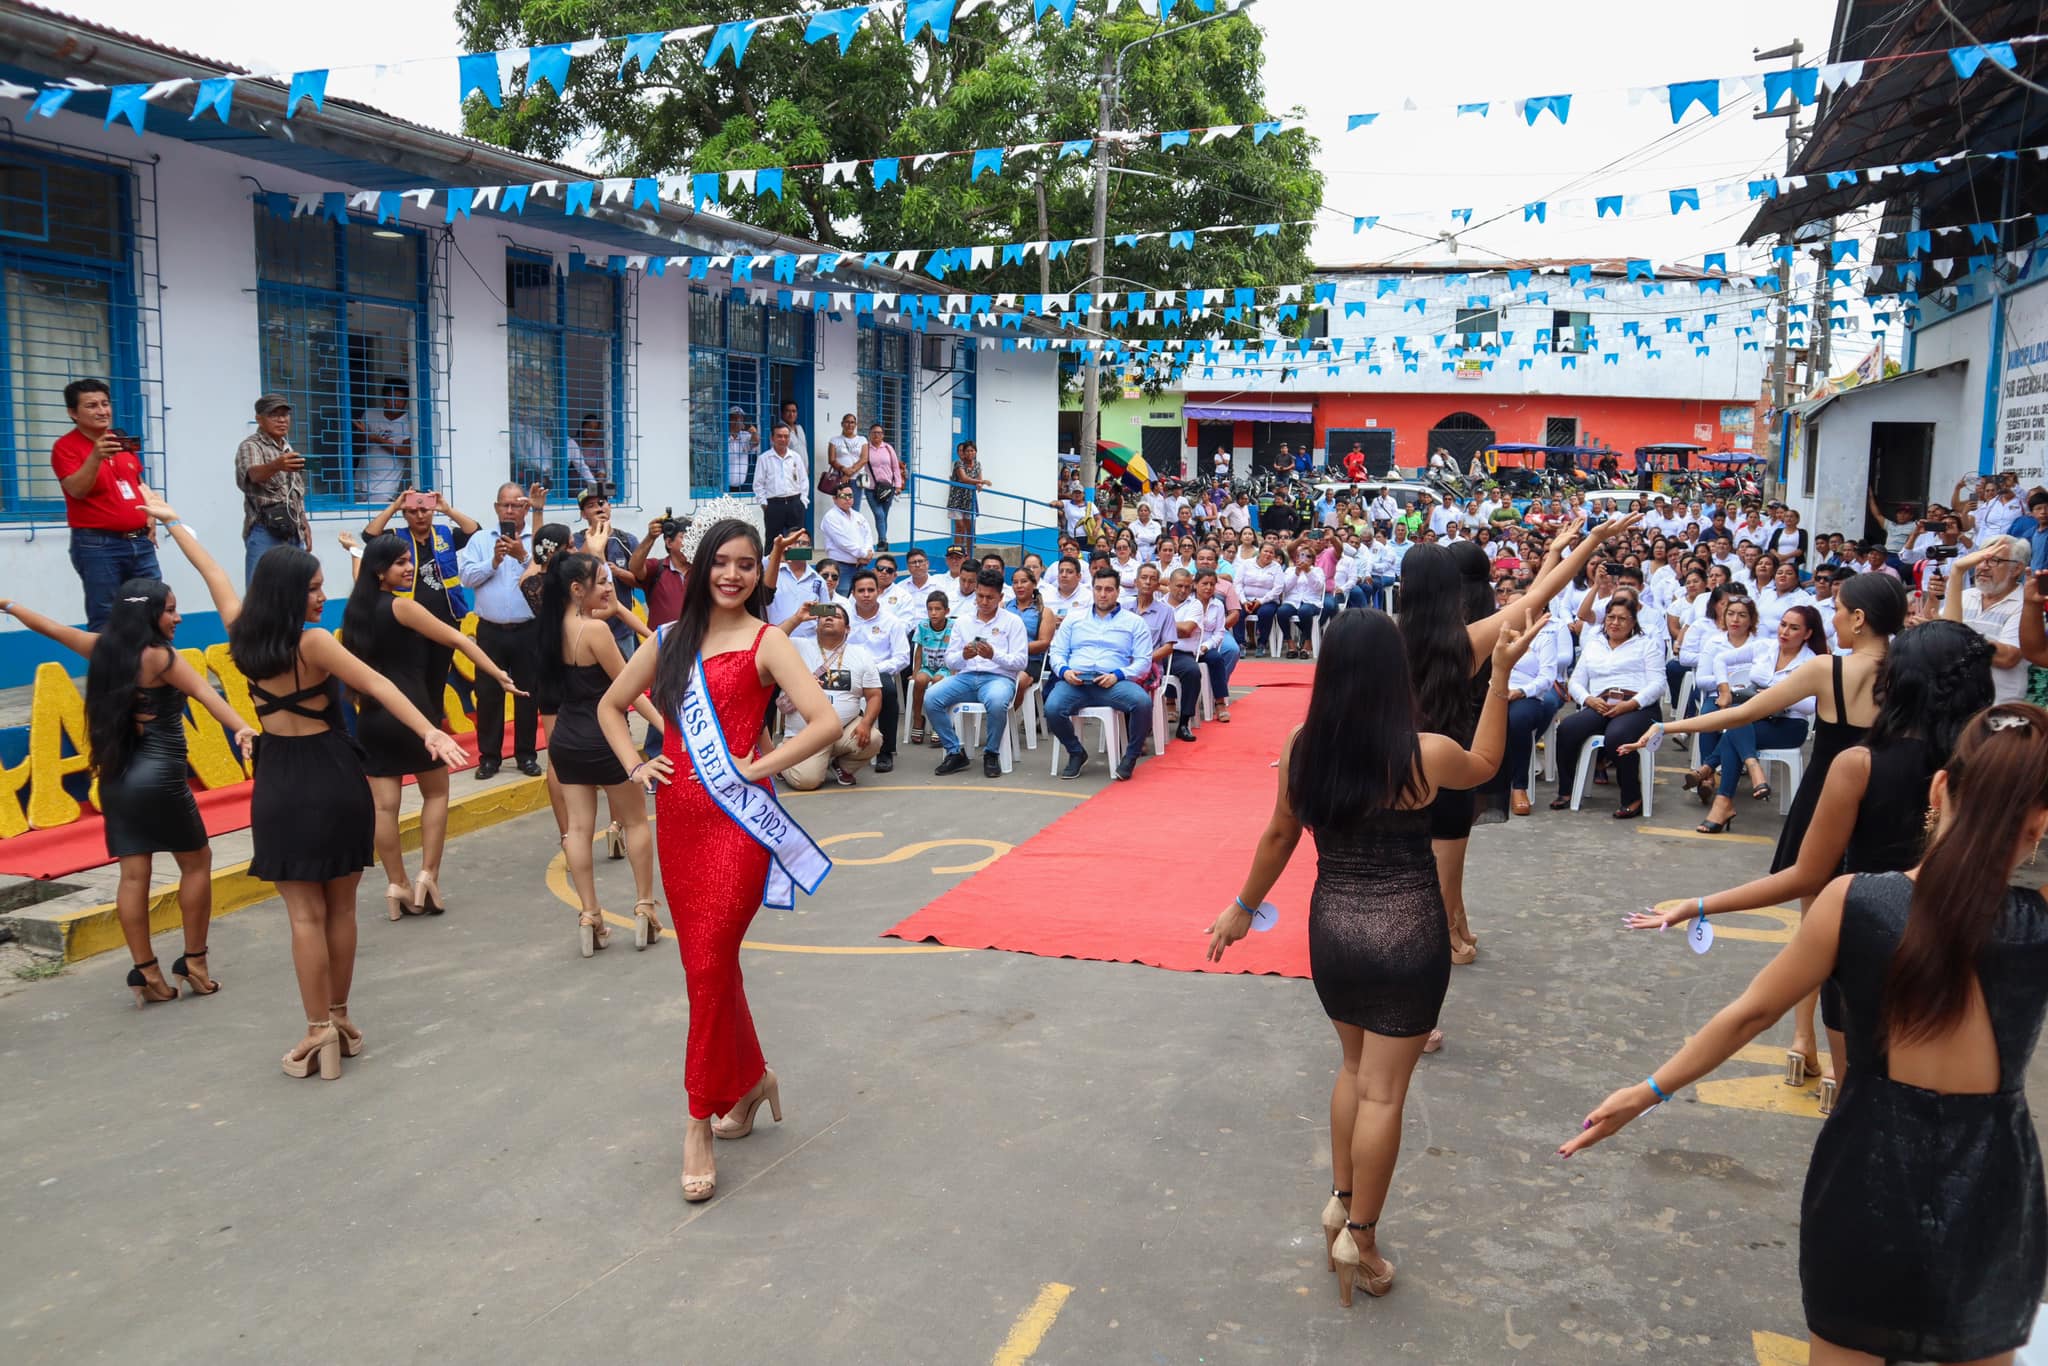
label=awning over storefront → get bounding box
[1184,402,1315,422]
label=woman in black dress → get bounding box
[229,544,464,1079]
[340,533,523,922]
[1397,515,1637,1008]
[1207,606,1548,1307]
[0,509,253,1006]
[1633,620,1994,1110]
[1569,700,2048,1364]
[1624,571,1905,1080]
[537,552,663,956]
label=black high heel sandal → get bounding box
[126,957,178,1008]
[171,947,219,996]
[1695,811,1739,834]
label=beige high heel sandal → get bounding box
[633,899,663,950]
[384,883,414,921]
[1331,1219,1396,1306]
[1320,1188,1351,1272]
[282,1020,342,1080]
[682,1121,716,1202]
[710,1068,782,1140]
[604,822,625,860]
[331,1004,363,1058]
[578,909,610,958]
[412,868,446,916]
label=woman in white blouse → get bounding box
[1230,527,1260,579]
[1662,568,1710,702]
[1273,543,1326,659]
[1751,558,1816,635]
[1686,605,1822,834]
[819,483,874,583]
[1549,598,1666,818]
[1111,534,1143,607]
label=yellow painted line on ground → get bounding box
[1635,824,1773,846]
[783,783,1084,800]
[992,1282,1074,1366]
[543,847,976,956]
[47,774,552,963]
[1694,1042,1831,1120]
[820,831,1014,874]
[1713,906,1800,943]
[1752,1329,1809,1364]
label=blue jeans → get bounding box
[1275,602,1316,647]
[68,528,162,631]
[1345,585,1371,611]
[870,486,897,544]
[243,522,302,586]
[1320,593,1341,625]
[1710,715,1808,797]
[1044,678,1151,762]
[1249,602,1279,650]
[1209,632,1241,692]
[925,671,1018,755]
[1506,693,1560,791]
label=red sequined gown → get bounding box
[657,625,777,1120]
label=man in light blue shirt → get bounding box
[1045,566,1155,781]
[2011,489,2048,572]
[455,481,539,778]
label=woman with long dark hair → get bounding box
[1569,700,2048,1364]
[596,520,841,1202]
[341,533,523,921]
[230,543,464,1080]
[538,551,664,956]
[1549,597,1664,818]
[1685,603,1823,834]
[1206,606,1547,1307]
[1633,619,1995,1108]
[1399,515,1638,973]
[0,507,254,1006]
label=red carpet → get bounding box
[883,673,1321,977]
[0,724,541,881]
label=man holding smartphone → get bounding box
[52,377,158,631]
[456,482,542,779]
[236,393,311,584]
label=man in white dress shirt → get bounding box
[884,548,938,618]
[1945,537,2030,703]
[770,543,834,640]
[1045,555,1090,621]
[847,567,909,774]
[752,420,809,542]
[775,605,883,789]
[926,569,1031,779]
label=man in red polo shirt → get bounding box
[51,378,159,630]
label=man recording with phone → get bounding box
[456,482,544,779]
[364,484,482,719]
[53,377,159,631]
[236,393,312,584]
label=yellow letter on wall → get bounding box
[26,662,92,829]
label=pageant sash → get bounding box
[676,652,831,909]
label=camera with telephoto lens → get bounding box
[1926,544,1962,562]
[660,506,686,538]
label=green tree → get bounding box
[455,0,1323,313]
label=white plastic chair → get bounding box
[1568,734,1655,819]
[1050,705,1124,775]
[1759,747,1804,814]
[1012,682,1042,751]
[952,701,1015,774]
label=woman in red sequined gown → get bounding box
[599,520,841,1202]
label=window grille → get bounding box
[505,250,630,502]
[253,200,440,509]
[857,320,912,480]
[0,133,162,523]
[689,288,812,499]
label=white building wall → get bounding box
[0,106,1059,672]
[1795,367,1971,541]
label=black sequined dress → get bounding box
[1802,871,2048,1359]
[1307,808,1450,1037]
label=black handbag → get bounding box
[257,501,299,541]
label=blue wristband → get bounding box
[1233,896,1255,917]
[1644,1075,1670,1104]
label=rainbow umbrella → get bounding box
[1097,439,1154,490]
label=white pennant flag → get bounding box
[1139,309,1157,325]
[1933,257,1955,278]
[292,193,323,217]
[727,169,757,193]
[405,189,434,209]
[825,161,857,185]
[793,290,813,308]
[1200,125,1239,144]
[144,78,195,101]
[532,179,561,199]
[1048,294,1070,312]
[600,178,632,204]
[1818,61,1864,91]
[946,293,967,311]
[970,246,995,269]
[876,292,898,308]
[1278,285,1302,303]
[832,292,854,310]
[348,190,379,211]
[474,186,503,211]
[995,293,1016,307]
[913,153,944,171]
[626,255,647,270]
[892,250,920,270]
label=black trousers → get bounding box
[764,494,806,543]
[1553,704,1658,806]
[878,668,905,758]
[475,618,539,762]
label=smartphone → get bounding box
[786,546,813,562]
[498,519,520,539]
[112,430,142,454]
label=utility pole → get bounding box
[1080,46,1115,487]
[1755,39,1805,500]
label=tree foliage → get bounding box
[455,0,1324,307]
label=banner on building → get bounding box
[2000,285,2048,480]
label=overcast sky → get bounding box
[84,0,1848,272]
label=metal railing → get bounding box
[904,472,1061,563]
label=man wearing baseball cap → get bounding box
[236,392,310,584]
[727,405,759,490]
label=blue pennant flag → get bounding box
[1568,263,1592,285]
[1772,243,1796,264]
[1748,178,1780,201]
[1584,287,1607,300]
[1970,221,2000,244]
[632,178,662,210]
[1234,287,1255,307]
[1604,352,1620,365]
[1596,195,1622,218]
[104,84,148,134]
[444,188,476,223]
[1524,202,1546,223]
[1456,102,1489,118]
[1523,93,1570,126]
[286,70,327,119]
[1160,130,1190,151]
[1034,0,1081,22]
[1825,169,1859,189]
[706,21,759,68]
[1901,160,1939,176]
[1001,244,1025,266]
[1763,66,1818,110]
[1640,282,1663,296]
[1664,317,1683,333]
[1905,229,1932,256]
[1831,239,1860,262]
[1508,268,1532,289]
[1668,79,1719,121]
[563,182,594,215]
[1048,239,1074,261]
[1376,278,1400,297]
[1669,188,1699,214]
[374,190,402,224]
[1347,112,1378,131]
[29,87,71,120]
[1703,252,1727,274]
[320,192,348,224]
[1829,269,1856,287]
[502,185,530,215]
[459,52,503,107]
[691,172,720,209]
[1253,222,1279,238]
[191,77,234,123]
[1561,355,1579,369]
[1252,121,1282,143]
[1344,301,1366,318]
[970,147,1004,181]
[1353,215,1378,233]
[1405,298,1427,314]
[1450,208,1472,225]
[619,32,666,77]
[806,6,872,53]
[871,157,900,189]
[904,0,956,44]
[1695,346,1711,357]
[527,44,573,93]
[1951,42,2017,80]
[1519,358,1534,371]
[1528,290,1548,305]
[1059,139,1091,159]
[732,258,754,283]
[755,168,784,200]
[1114,232,1140,247]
